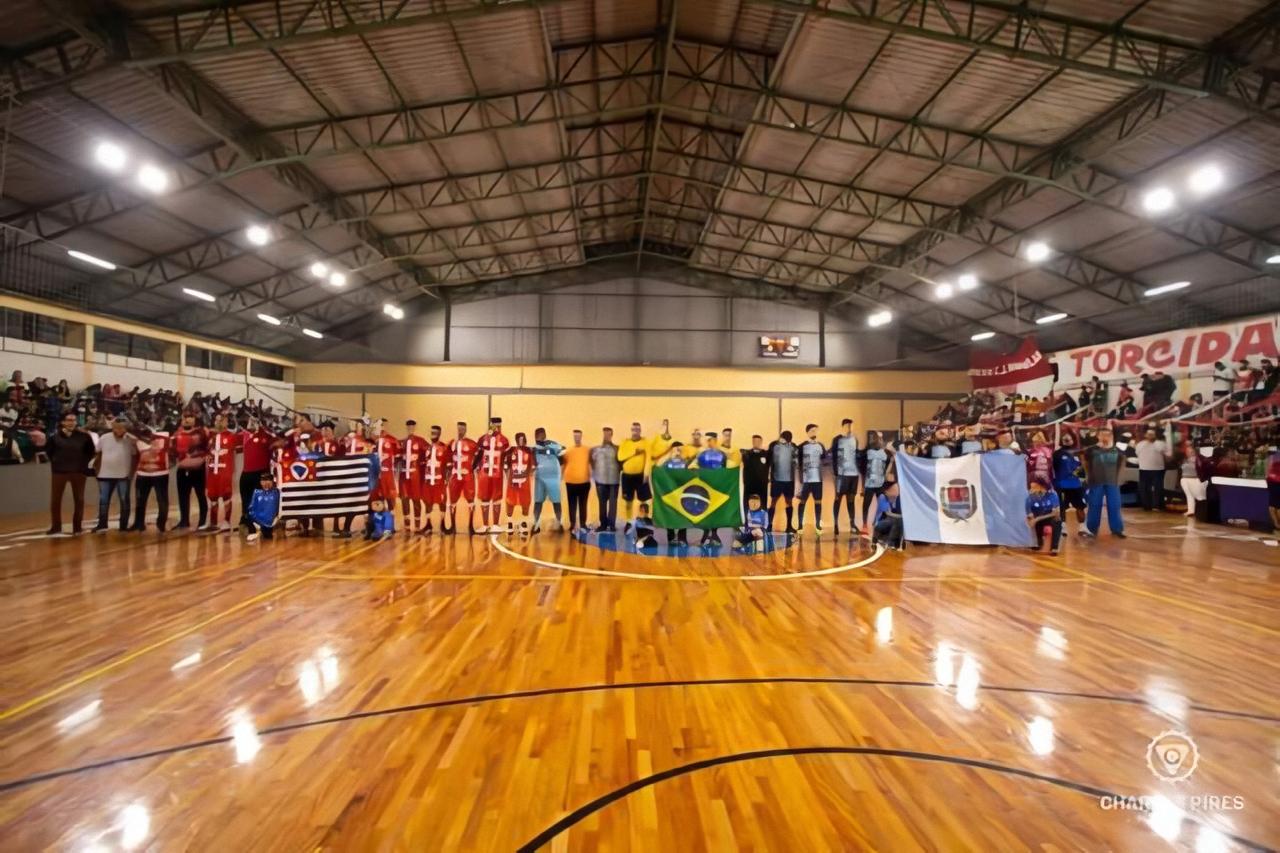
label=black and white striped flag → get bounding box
[280,454,375,517]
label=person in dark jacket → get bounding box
[46,411,97,536]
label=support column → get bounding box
[442,294,452,363]
[818,308,827,368]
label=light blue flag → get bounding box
[897,453,1034,547]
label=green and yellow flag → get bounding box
[651,467,742,530]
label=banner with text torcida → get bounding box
[1050,315,1279,385]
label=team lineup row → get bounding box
[116,413,893,538]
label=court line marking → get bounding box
[516,747,1271,853]
[489,535,884,580]
[1,675,1272,796]
[0,541,381,725]
[309,572,1082,584]
[1046,562,1277,637]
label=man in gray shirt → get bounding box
[831,418,860,537]
[1134,427,1170,512]
[94,416,139,532]
[1082,428,1126,539]
[768,430,798,535]
[798,423,826,537]
[591,427,621,531]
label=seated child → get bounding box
[735,494,768,551]
[871,481,903,550]
[365,497,396,541]
[1026,477,1062,555]
[633,502,658,549]
[246,472,280,542]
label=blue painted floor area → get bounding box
[574,527,796,557]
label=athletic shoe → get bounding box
[623,522,632,534]
[174,522,190,530]
[92,525,109,534]
[246,532,260,542]
[532,522,542,534]
[506,522,514,536]
[814,527,824,539]
[520,522,529,536]
[1114,532,1127,539]
[220,522,232,533]
[785,526,798,537]
[1049,549,1059,556]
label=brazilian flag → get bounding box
[651,467,742,530]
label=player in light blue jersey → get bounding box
[532,427,565,532]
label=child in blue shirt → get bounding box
[246,472,280,542]
[735,494,769,552]
[365,497,396,541]
[1026,478,1062,555]
[871,481,904,550]
[632,502,658,550]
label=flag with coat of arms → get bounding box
[895,453,1033,547]
[280,452,377,517]
[651,467,742,530]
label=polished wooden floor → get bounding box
[0,509,1276,851]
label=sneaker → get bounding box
[532,522,542,534]
[506,522,514,536]
[174,522,190,530]
[93,525,110,534]
[520,521,529,536]
[219,522,232,533]
[814,527,824,539]
[45,527,63,536]
[1049,549,1059,556]
[624,522,632,534]
[246,532,260,542]
[331,531,345,539]
[1114,532,1127,539]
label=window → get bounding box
[94,328,168,360]
[186,345,236,373]
[250,359,285,382]
[2,308,67,345]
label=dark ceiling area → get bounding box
[1,0,1277,366]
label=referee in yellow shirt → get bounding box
[648,419,674,466]
[618,421,651,530]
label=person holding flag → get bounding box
[651,437,741,547]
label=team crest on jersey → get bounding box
[660,477,730,524]
[939,477,978,522]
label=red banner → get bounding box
[968,338,1054,389]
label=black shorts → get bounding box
[770,480,795,501]
[800,482,824,500]
[1269,480,1280,510]
[1056,487,1086,509]
[835,475,858,496]
[621,473,651,502]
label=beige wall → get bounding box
[295,363,966,438]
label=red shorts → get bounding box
[399,475,424,500]
[423,480,447,507]
[477,472,504,502]
[372,470,398,501]
[448,475,476,505]
[205,472,233,499]
[506,478,531,508]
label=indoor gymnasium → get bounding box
[0,0,1278,850]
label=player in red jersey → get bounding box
[172,412,210,529]
[446,421,479,535]
[316,421,339,457]
[335,419,374,538]
[371,419,400,505]
[420,424,450,535]
[503,432,535,536]
[237,417,275,531]
[398,419,429,533]
[475,416,509,534]
[203,412,238,533]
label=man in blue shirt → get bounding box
[1052,432,1086,528]
[1026,478,1062,555]
[532,427,564,533]
[659,442,688,545]
[693,431,728,547]
[871,481,903,550]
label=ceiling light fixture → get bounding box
[93,140,127,172]
[182,287,216,302]
[136,163,169,193]
[1143,280,1191,297]
[309,261,329,278]
[1023,241,1051,263]
[970,331,995,341]
[1036,312,1068,325]
[1142,186,1176,214]
[245,225,270,246]
[302,328,323,339]
[257,313,281,326]
[934,282,954,300]
[956,273,979,291]
[1187,163,1224,195]
[328,271,347,287]
[67,249,116,270]
[382,302,405,320]
[867,309,893,328]
[1266,254,1280,265]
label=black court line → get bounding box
[515,747,1276,853]
[0,676,1274,795]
